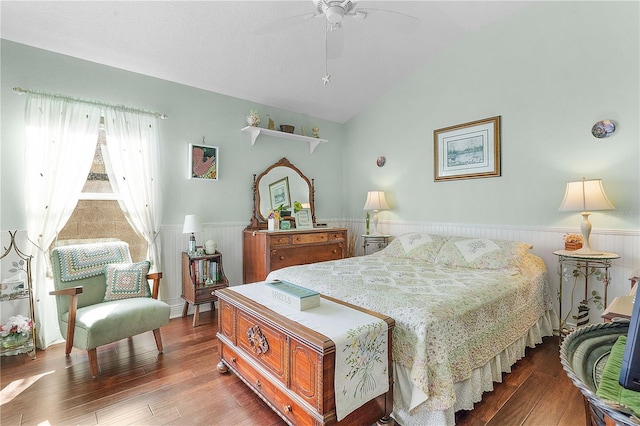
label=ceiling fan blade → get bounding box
[326,25,344,60]
[252,12,318,36]
[354,8,420,34]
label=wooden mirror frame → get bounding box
[248,157,316,230]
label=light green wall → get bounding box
[0,40,344,229]
[343,1,639,230]
[2,1,639,233]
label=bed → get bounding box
[266,232,556,425]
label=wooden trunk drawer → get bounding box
[236,309,288,383]
[270,243,344,271]
[220,343,319,426]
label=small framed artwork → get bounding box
[434,116,501,181]
[189,143,218,180]
[269,177,291,210]
[295,208,313,229]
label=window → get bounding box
[55,131,147,261]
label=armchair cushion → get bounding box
[60,297,170,350]
[104,261,151,301]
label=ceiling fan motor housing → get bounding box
[314,0,356,23]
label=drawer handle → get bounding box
[332,249,337,253]
[255,379,261,387]
[283,404,292,413]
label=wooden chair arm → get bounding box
[49,286,83,355]
[50,286,83,297]
[147,272,163,299]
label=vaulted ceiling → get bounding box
[1,1,532,123]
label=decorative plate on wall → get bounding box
[591,119,616,138]
[376,156,386,167]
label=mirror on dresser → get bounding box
[243,158,347,283]
[248,157,316,230]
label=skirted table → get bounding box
[560,321,639,426]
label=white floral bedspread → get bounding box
[267,252,553,412]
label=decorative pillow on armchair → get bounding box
[379,233,449,263]
[435,236,532,270]
[103,261,151,301]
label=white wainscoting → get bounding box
[157,220,639,326]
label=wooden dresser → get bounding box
[243,228,347,283]
[215,287,394,425]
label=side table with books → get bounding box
[181,251,229,326]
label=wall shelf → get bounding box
[241,126,328,153]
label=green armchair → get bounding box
[50,241,170,377]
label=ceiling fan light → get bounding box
[325,6,345,24]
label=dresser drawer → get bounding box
[293,233,328,244]
[236,309,288,383]
[269,235,292,246]
[327,231,345,242]
[270,243,344,271]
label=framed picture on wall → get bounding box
[269,177,291,210]
[433,116,501,181]
[189,143,218,180]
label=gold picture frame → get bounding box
[434,116,501,181]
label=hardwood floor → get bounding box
[1,310,586,425]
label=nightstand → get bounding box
[181,251,229,326]
[553,250,620,334]
[362,234,391,255]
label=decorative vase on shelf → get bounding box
[246,110,261,127]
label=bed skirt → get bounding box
[391,309,555,426]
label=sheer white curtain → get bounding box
[102,110,163,274]
[23,94,102,349]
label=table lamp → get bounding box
[363,191,390,236]
[183,214,202,254]
[559,177,614,255]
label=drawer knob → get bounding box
[279,256,285,260]
[332,249,337,253]
[283,404,292,413]
[255,379,261,387]
[231,357,236,363]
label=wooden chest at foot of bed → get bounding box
[215,288,394,426]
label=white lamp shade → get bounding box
[363,191,390,211]
[182,214,203,234]
[559,178,615,212]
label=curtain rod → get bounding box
[13,87,168,120]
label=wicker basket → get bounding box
[560,321,640,425]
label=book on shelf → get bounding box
[264,280,320,311]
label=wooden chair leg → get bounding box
[153,328,164,353]
[88,348,99,378]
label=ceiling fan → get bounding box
[253,0,420,85]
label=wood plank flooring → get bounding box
[1,310,586,425]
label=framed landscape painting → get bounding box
[269,177,291,210]
[433,116,501,181]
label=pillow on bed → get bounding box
[434,236,532,270]
[378,233,449,263]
